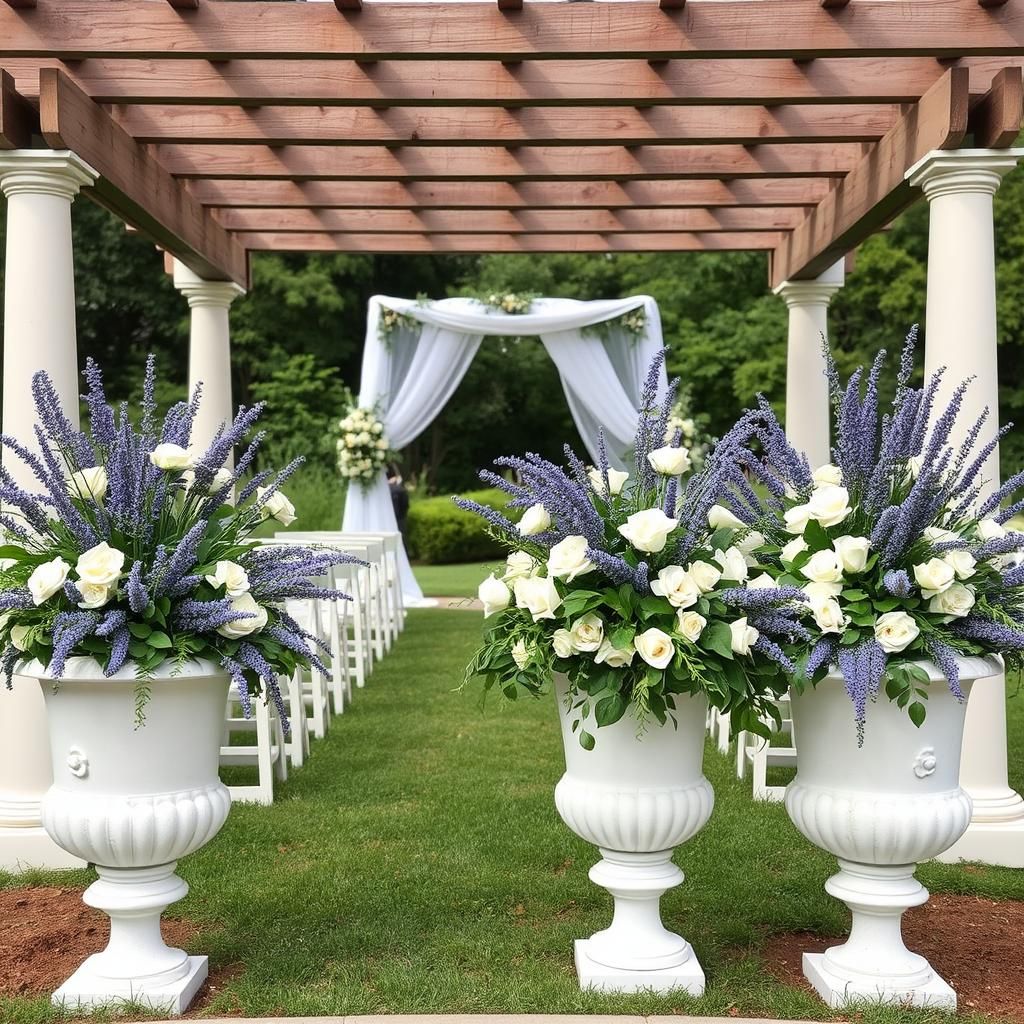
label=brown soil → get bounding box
[762,893,1024,1020]
[0,886,241,1017]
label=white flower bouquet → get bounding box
[335,405,390,489]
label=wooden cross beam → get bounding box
[969,65,1024,145]
[771,67,970,286]
[0,2,1021,61]
[34,67,247,286]
[187,177,835,209]
[0,67,36,147]
[155,142,863,181]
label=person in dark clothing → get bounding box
[387,464,410,539]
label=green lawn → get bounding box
[2,610,1022,1023]
[413,560,494,598]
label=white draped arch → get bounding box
[342,294,669,603]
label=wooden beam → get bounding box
[242,231,783,254]
[969,65,1023,145]
[189,177,834,209]
[110,103,902,147]
[157,142,861,181]
[216,206,807,234]
[771,67,970,286]
[5,57,1019,107]
[1,2,1023,61]
[0,68,36,148]
[36,67,247,285]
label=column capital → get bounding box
[906,148,1024,201]
[0,150,97,201]
[773,258,844,308]
[172,259,245,309]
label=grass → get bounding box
[1,610,1022,1023]
[413,560,494,598]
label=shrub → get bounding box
[407,488,521,564]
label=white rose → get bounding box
[547,535,596,583]
[708,504,746,530]
[978,518,1007,541]
[736,530,766,556]
[677,609,707,642]
[913,557,956,598]
[650,565,700,609]
[688,560,722,593]
[812,463,843,487]
[618,508,678,554]
[513,575,562,622]
[518,503,551,537]
[587,466,629,496]
[634,627,675,670]
[594,638,635,668]
[925,525,960,545]
[747,572,778,590]
[803,580,843,601]
[874,610,920,653]
[68,466,108,502]
[801,549,844,586]
[10,623,31,651]
[781,537,809,564]
[714,545,749,583]
[27,557,70,605]
[807,485,852,528]
[511,638,532,671]
[477,574,511,618]
[217,592,269,639]
[77,581,112,610]
[149,443,194,471]
[552,628,576,659]
[258,488,297,527]
[928,583,976,620]
[942,549,977,581]
[503,551,536,582]
[206,560,250,598]
[833,535,871,574]
[212,466,234,493]
[729,616,760,656]
[647,445,692,476]
[810,595,847,635]
[907,455,924,480]
[569,613,604,652]
[76,542,126,587]
[784,503,813,535]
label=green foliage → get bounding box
[406,488,519,564]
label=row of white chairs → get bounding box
[220,530,406,804]
[707,697,797,803]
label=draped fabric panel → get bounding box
[342,294,667,604]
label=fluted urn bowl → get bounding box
[31,657,232,1016]
[552,672,713,994]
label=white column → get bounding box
[772,259,845,470]
[907,148,1024,868]
[0,151,96,871]
[172,260,244,458]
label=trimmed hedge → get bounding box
[406,488,521,565]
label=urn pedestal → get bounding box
[784,656,1001,1010]
[553,675,713,994]
[32,658,232,1016]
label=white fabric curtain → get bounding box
[342,294,667,604]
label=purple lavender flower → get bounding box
[883,569,913,597]
[50,612,99,678]
[717,586,807,608]
[924,637,966,702]
[105,627,131,677]
[753,634,795,673]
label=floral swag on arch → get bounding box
[340,294,669,605]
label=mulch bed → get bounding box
[762,893,1024,1019]
[0,886,241,1016]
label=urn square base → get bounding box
[935,817,1024,869]
[574,939,706,995]
[52,955,208,1016]
[803,952,956,1010]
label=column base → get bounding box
[52,954,208,1016]
[574,938,705,995]
[935,814,1024,868]
[0,825,84,872]
[804,951,955,1010]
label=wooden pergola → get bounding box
[1,0,1023,287]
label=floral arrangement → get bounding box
[615,306,647,337]
[740,329,1024,735]
[664,385,713,471]
[0,358,354,725]
[482,292,537,315]
[378,306,421,342]
[336,405,390,489]
[459,353,806,748]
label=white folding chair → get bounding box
[735,695,796,802]
[220,686,289,805]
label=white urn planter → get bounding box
[32,657,232,1016]
[784,655,1001,1010]
[552,674,714,994]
